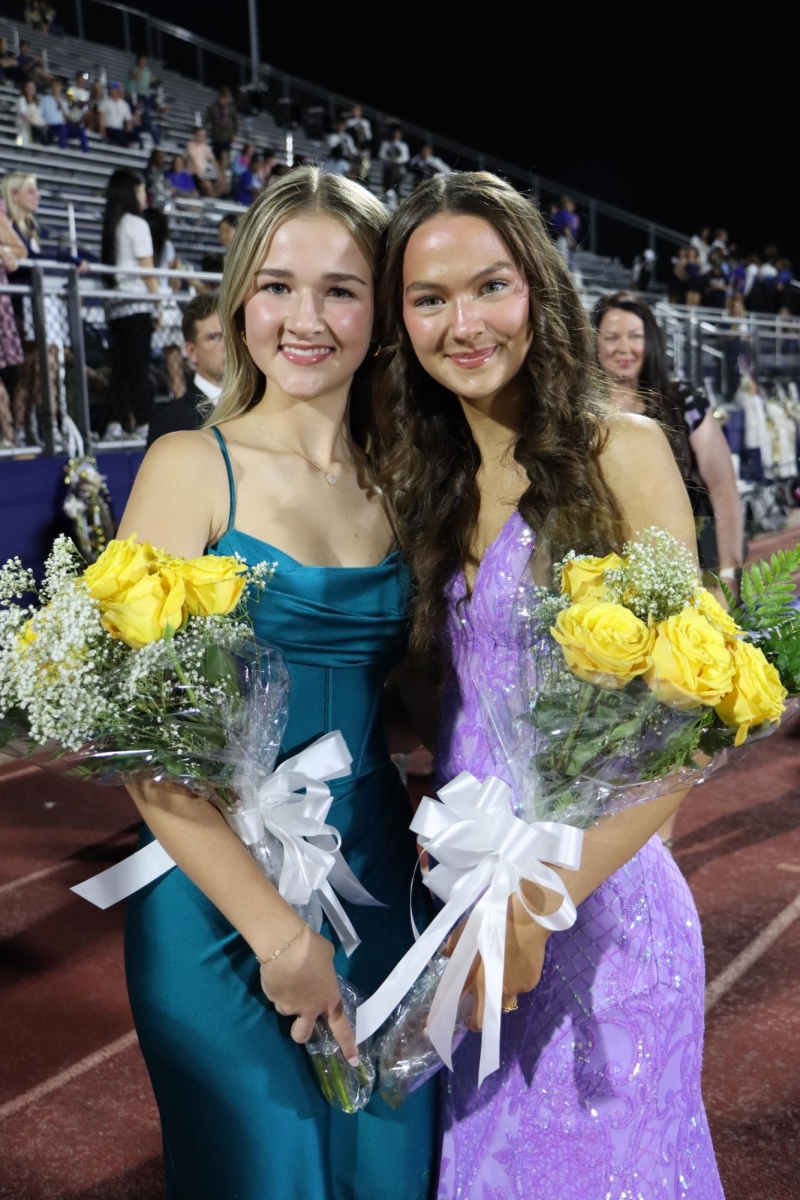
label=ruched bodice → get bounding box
[124,430,435,1200]
[212,531,408,778]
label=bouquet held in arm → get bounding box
[0,534,380,1113]
[361,524,800,1107]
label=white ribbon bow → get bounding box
[356,771,583,1086]
[72,731,383,957]
[224,731,384,956]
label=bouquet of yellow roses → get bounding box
[0,533,280,791]
[486,526,800,828]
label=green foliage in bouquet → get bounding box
[720,547,800,694]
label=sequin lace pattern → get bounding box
[436,512,724,1200]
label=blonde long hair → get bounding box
[1,173,39,239]
[210,166,389,428]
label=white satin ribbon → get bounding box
[224,731,384,957]
[356,770,583,1085]
[72,731,382,955]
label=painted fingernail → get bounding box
[347,1055,360,1067]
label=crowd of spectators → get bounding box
[3,41,167,151]
[670,227,797,316]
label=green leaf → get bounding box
[202,644,240,690]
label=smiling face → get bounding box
[402,214,532,406]
[242,214,374,403]
[596,308,646,387]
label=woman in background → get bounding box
[593,290,743,586]
[100,168,159,440]
[1,173,62,447]
[0,200,25,447]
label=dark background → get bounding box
[32,2,800,261]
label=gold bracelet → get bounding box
[255,920,310,966]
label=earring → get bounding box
[372,343,382,357]
[240,330,248,346]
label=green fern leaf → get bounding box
[719,578,736,611]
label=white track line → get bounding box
[0,860,71,897]
[705,890,800,1014]
[0,1031,139,1121]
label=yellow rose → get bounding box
[17,616,38,648]
[560,553,623,603]
[551,600,655,688]
[101,566,187,649]
[715,638,787,746]
[179,554,246,617]
[83,535,159,603]
[695,588,740,638]
[644,607,735,710]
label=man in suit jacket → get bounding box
[147,294,225,446]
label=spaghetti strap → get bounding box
[211,427,236,532]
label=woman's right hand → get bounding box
[259,927,360,1064]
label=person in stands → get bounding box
[99,168,160,440]
[0,201,26,449]
[101,82,140,147]
[346,104,372,181]
[206,88,238,171]
[186,127,226,198]
[126,56,152,107]
[146,294,225,445]
[552,195,580,264]
[15,80,47,145]
[15,41,48,87]
[408,144,452,186]
[40,78,90,152]
[145,149,169,209]
[379,126,409,199]
[704,250,729,309]
[0,39,20,85]
[326,119,357,177]
[218,212,240,250]
[165,154,198,199]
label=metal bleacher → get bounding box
[0,10,650,288]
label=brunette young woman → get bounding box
[115,168,434,1199]
[593,290,744,589]
[372,173,724,1199]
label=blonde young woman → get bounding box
[117,168,435,1200]
[1,173,60,446]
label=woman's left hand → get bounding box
[446,893,551,1032]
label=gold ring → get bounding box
[502,999,519,1013]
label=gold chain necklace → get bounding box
[251,415,354,486]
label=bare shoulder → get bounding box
[140,427,224,475]
[600,412,675,476]
[599,414,696,552]
[118,428,230,553]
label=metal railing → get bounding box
[4,261,799,461]
[0,260,223,458]
[33,0,692,265]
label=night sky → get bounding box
[102,3,799,263]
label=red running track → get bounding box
[1,533,799,1199]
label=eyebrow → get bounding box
[405,261,516,294]
[255,267,369,286]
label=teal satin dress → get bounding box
[124,429,436,1200]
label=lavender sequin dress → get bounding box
[435,511,724,1200]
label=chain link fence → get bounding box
[0,261,222,459]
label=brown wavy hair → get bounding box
[371,172,624,671]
